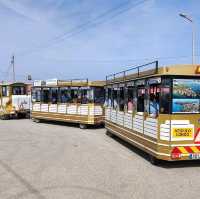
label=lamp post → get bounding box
[179,13,195,64]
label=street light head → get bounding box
[179,13,193,22]
[179,13,186,18]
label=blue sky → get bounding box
[0,0,199,81]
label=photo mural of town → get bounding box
[173,79,200,113]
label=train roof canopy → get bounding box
[0,82,31,86]
[33,79,105,88]
[106,61,200,84]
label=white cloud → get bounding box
[0,0,40,21]
[0,0,64,23]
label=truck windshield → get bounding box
[172,78,200,113]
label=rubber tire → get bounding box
[26,113,30,119]
[0,115,9,120]
[106,130,114,138]
[79,124,87,129]
[17,113,26,119]
[32,118,41,123]
[149,155,159,165]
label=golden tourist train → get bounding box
[105,62,200,164]
[31,79,105,129]
[1,62,200,164]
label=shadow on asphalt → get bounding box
[34,119,105,129]
[109,134,200,169]
[12,119,200,168]
[0,160,46,199]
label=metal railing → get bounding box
[106,61,158,84]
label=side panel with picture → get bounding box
[172,79,200,113]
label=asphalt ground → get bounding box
[0,119,200,199]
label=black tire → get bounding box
[79,124,87,129]
[0,114,9,120]
[26,113,30,119]
[32,118,41,123]
[17,113,25,119]
[100,123,105,128]
[106,130,114,138]
[149,155,159,165]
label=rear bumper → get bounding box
[171,146,200,161]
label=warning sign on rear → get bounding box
[194,128,200,144]
[171,124,194,141]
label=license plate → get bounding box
[189,154,200,159]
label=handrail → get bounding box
[106,61,158,84]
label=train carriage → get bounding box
[0,82,32,119]
[105,61,200,164]
[31,79,105,128]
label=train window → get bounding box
[51,88,58,104]
[77,89,82,103]
[112,87,118,110]
[94,87,104,104]
[105,87,111,107]
[32,88,41,102]
[160,87,170,114]
[126,85,137,113]
[12,87,25,95]
[160,77,171,114]
[71,88,79,103]
[127,86,133,113]
[2,86,8,97]
[108,88,112,107]
[137,87,145,112]
[81,89,89,104]
[87,89,94,103]
[149,85,160,116]
[119,87,124,112]
[60,87,71,103]
[42,88,50,103]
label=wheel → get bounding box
[79,124,87,129]
[0,114,9,120]
[106,130,114,137]
[32,118,41,123]
[149,155,159,165]
[26,113,30,119]
[99,123,105,128]
[17,113,25,119]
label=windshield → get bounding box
[32,88,41,102]
[172,79,200,113]
[12,86,26,95]
[93,87,105,104]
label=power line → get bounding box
[47,0,149,44]
[0,53,197,77]
[0,53,198,78]
[17,0,149,56]
[38,54,200,63]
[0,54,197,80]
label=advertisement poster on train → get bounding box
[172,79,200,113]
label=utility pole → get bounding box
[11,54,15,82]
